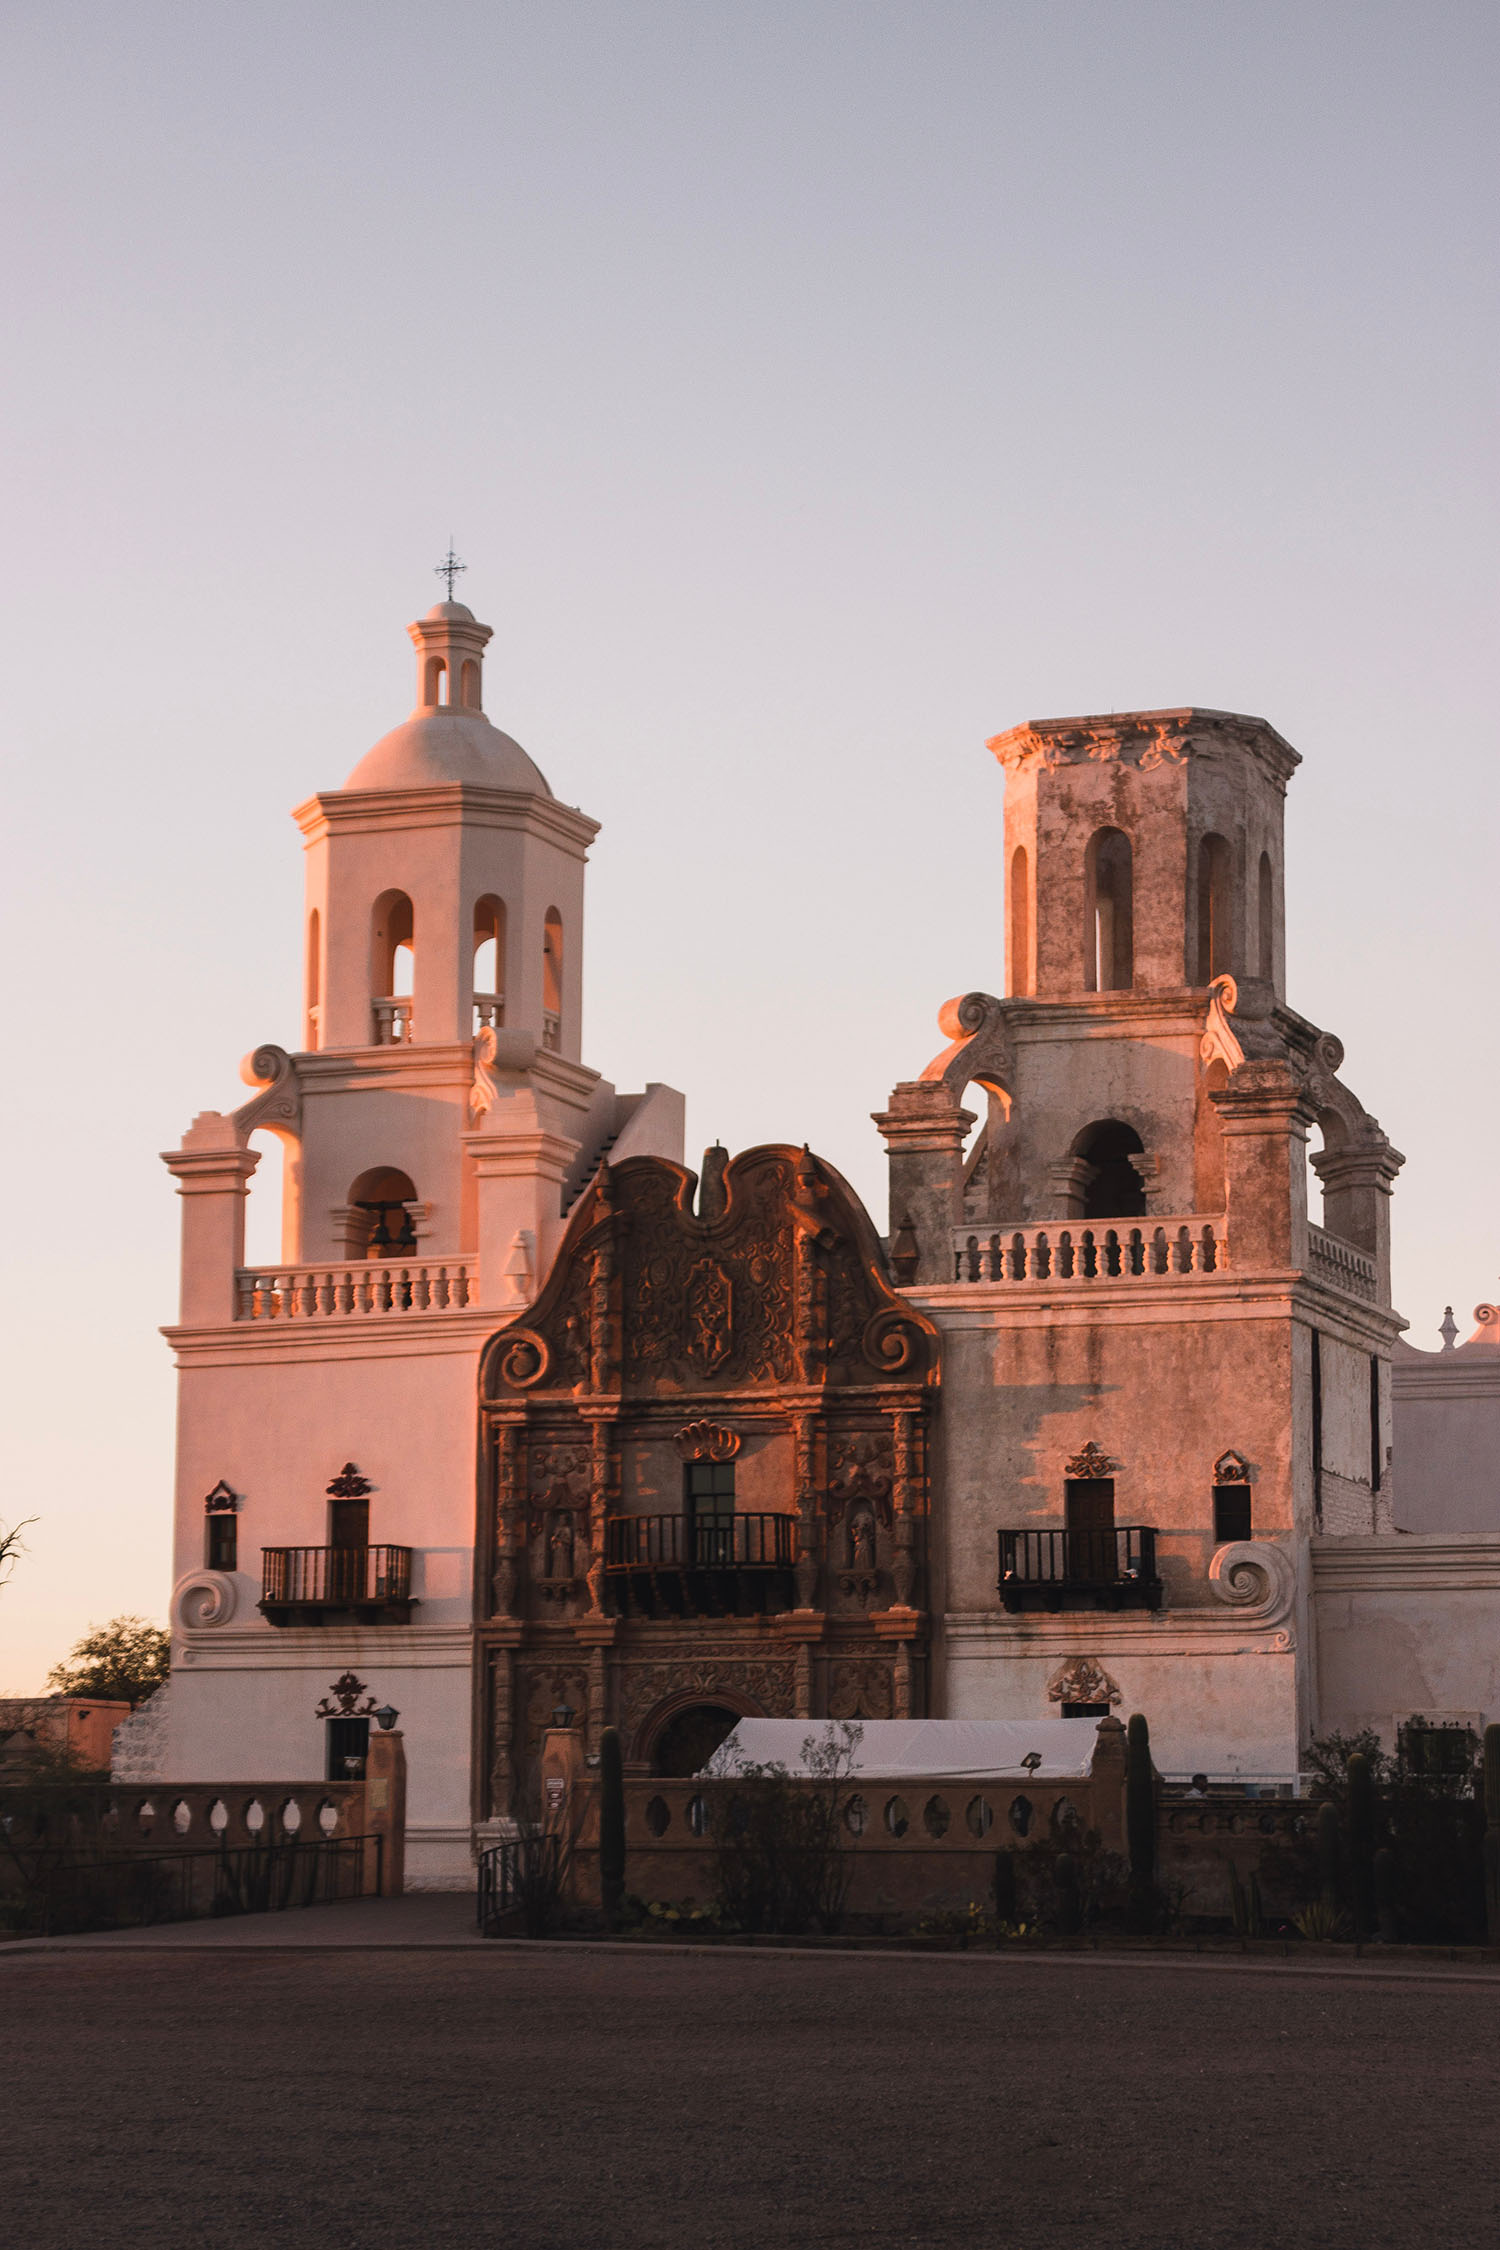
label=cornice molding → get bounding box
[293,783,599,854]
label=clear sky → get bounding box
[2,2,1496,1691]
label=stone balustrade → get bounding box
[235,1258,475,1320]
[950,1217,1224,1286]
[372,996,413,1044]
[1307,1223,1379,1303]
[2,1779,368,1857]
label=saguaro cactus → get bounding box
[1054,1850,1081,1935]
[1316,1800,1341,1912]
[599,1725,626,1930]
[1373,1846,1398,1944]
[1346,1751,1376,1940]
[1125,1712,1155,1933]
[1483,1723,1500,1947]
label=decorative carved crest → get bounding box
[1213,1449,1253,1485]
[314,1671,377,1719]
[1046,1656,1121,1709]
[1064,1441,1117,1480]
[326,1462,372,1498]
[674,1420,741,1463]
[203,1479,239,1515]
[684,1257,733,1372]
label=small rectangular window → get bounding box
[327,1715,369,1782]
[206,1512,237,1571]
[1399,1722,1471,1779]
[1213,1485,1252,1544]
[1061,1701,1111,1719]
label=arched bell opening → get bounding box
[1071,1119,1147,1220]
[1195,833,1235,984]
[346,1166,418,1259]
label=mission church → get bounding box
[125,587,1500,1887]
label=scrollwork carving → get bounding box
[232,1045,302,1141]
[171,1570,237,1631]
[1207,1539,1295,1627]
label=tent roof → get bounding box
[700,1717,1105,1783]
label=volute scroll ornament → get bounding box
[918,991,1016,1105]
[861,1306,929,1377]
[171,1569,238,1631]
[233,1045,302,1141]
[493,1328,552,1391]
[1207,1540,1296,1628]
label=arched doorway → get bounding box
[1074,1120,1146,1219]
[649,1703,743,1778]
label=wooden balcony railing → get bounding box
[260,1546,416,1625]
[997,1526,1162,1613]
[604,1514,797,1617]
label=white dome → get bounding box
[343,710,552,795]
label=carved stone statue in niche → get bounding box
[546,1514,575,1582]
[849,1508,877,1572]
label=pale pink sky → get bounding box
[2,2,1496,1690]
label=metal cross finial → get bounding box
[435,541,467,602]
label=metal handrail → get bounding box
[604,1513,796,1571]
[260,1545,413,1606]
[997,1525,1159,1589]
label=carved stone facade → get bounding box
[476,1145,937,1805]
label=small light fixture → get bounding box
[374,1705,399,1732]
[1020,1751,1043,1774]
[552,1703,575,1728]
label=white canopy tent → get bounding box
[700,1718,1104,1784]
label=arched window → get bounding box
[542,909,563,1051]
[1084,829,1133,992]
[305,909,321,1050]
[1257,852,1274,982]
[460,659,481,709]
[1196,833,1234,983]
[423,655,447,708]
[473,895,506,1030]
[1009,845,1031,997]
[346,1166,418,1259]
[1074,1119,1146,1219]
[370,891,414,1044]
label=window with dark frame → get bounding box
[685,1459,735,1564]
[1213,1484,1252,1544]
[326,1714,370,1781]
[206,1510,237,1571]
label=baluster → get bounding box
[1174,1227,1191,1274]
[1080,1229,1097,1279]
[1104,1229,1121,1277]
[1058,1230,1074,1279]
[964,1234,979,1281]
[1127,1227,1144,1277]
[1005,1232,1024,1281]
[1150,1227,1167,1276]
[1200,1226,1217,1273]
[1034,1231,1051,1280]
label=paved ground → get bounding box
[3,1933,1497,2249]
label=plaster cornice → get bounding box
[293,783,599,855]
[987,706,1301,793]
[1311,1535,1500,1592]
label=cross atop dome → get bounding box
[434,541,467,602]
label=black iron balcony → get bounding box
[259,1546,416,1626]
[604,1513,797,1619]
[997,1526,1161,1614]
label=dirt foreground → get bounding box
[3,1944,1496,2249]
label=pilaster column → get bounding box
[465,1109,579,1310]
[161,1116,260,1326]
[870,1083,975,1286]
[1311,1142,1404,1303]
[490,1420,523,1618]
[1210,1061,1317,1273]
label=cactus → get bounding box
[1230,1863,1266,1940]
[1483,1723,1500,1946]
[1247,1870,1265,1940]
[1054,1849,1081,1935]
[1125,1712,1155,1933]
[599,1725,626,1930]
[1316,1800,1341,1912]
[1346,1751,1376,1940]
[993,1848,1017,1928]
[1373,1845,1398,1944]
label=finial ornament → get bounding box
[435,541,467,601]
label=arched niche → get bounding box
[1196,833,1235,984]
[345,1165,418,1259]
[1084,829,1133,992]
[1071,1118,1147,1220]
